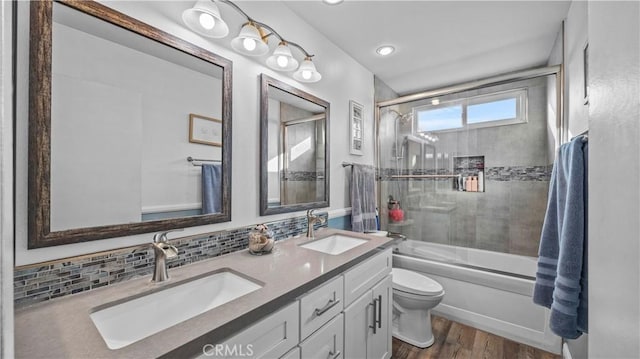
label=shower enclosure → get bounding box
[377,67,563,259]
[376,67,565,352]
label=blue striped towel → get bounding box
[533,135,588,339]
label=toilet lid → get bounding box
[392,268,443,296]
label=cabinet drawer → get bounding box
[280,346,301,359]
[343,248,392,306]
[299,313,344,359]
[299,275,343,340]
[221,301,299,359]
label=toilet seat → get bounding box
[392,268,443,296]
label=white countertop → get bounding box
[15,228,392,359]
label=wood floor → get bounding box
[391,315,561,359]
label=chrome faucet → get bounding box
[306,210,326,238]
[387,232,407,241]
[151,230,181,283]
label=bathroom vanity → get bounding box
[14,229,392,358]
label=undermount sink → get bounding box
[90,269,262,350]
[300,235,368,255]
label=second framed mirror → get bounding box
[260,74,330,215]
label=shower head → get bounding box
[387,109,414,124]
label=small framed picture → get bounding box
[189,113,222,146]
[349,100,364,156]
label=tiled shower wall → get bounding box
[14,213,328,307]
[379,77,551,257]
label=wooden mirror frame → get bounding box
[28,0,233,248]
[259,74,330,216]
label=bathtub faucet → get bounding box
[387,232,407,241]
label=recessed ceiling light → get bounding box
[322,0,344,4]
[376,45,395,56]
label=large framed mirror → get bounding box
[28,0,232,248]
[260,75,330,215]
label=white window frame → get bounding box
[413,88,528,133]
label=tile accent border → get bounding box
[14,213,328,307]
[378,165,551,181]
[282,171,325,181]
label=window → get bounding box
[415,89,527,133]
[416,105,463,131]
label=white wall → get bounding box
[557,3,591,357]
[564,0,589,138]
[0,0,14,356]
[588,1,640,358]
[13,1,374,265]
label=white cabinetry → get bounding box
[280,347,301,359]
[343,248,392,306]
[343,250,392,359]
[299,314,344,359]
[300,276,344,340]
[215,301,299,359]
[202,248,392,359]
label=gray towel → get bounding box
[350,164,377,232]
[202,164,222,214]
[533,136,588,339]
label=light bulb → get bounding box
[302,70,312,80]
[243,38,256,51]
[277,55,289,68]
[199,13,215,30]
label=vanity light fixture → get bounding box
[183,0,322,83]
[293,57,322,83]
[266,42,299,72]
[182,0,229,38]
[376,45,395,56]
[231,22,269,56]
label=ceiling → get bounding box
[284,1,571,95]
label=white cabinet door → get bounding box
[299,314,344,359]
[343,288,373,359]
[343,274,392,359]
[368,275,392,359]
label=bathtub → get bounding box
[393,239,561,354]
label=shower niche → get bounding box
[453,155,485,192]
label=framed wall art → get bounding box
[189,113,222,146]
[349,100,364,156]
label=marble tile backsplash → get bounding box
[14,213,328,307]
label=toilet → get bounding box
[392,267,445,348]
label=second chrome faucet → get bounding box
[306,210,326,238]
